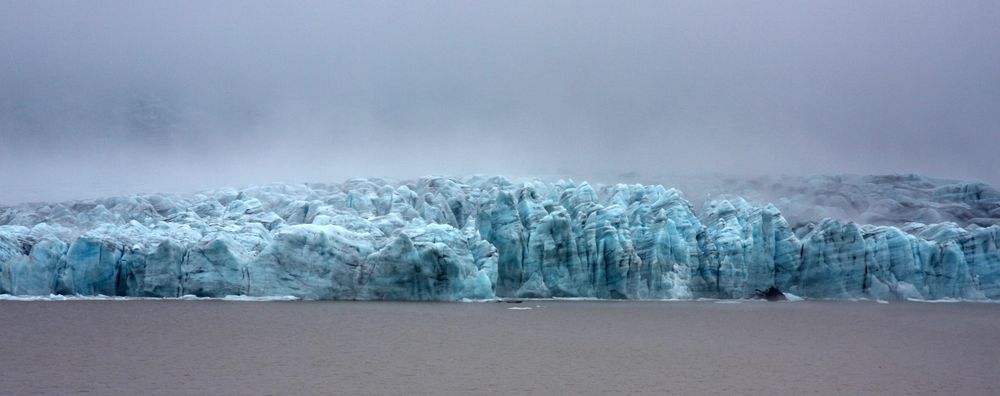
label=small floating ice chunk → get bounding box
[221,295,300,301]
[783,293,804,302]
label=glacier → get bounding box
[651,173,1000,228]
[1,175,999,301]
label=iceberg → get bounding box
[1,175,998,301]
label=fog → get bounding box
[2,1,998,204]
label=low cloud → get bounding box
[2,1,998,203]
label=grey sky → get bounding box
[1,1,998,203]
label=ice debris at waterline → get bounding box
[1,176,999,301]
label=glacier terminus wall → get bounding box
[2,175,999,301]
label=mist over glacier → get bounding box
[2,1,1000,204]
[2,2,999,300]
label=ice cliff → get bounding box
[2,175,999,301]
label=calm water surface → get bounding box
[1,300,998,395]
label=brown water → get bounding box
[1,300,998,395]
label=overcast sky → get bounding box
[1,1,998,203]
